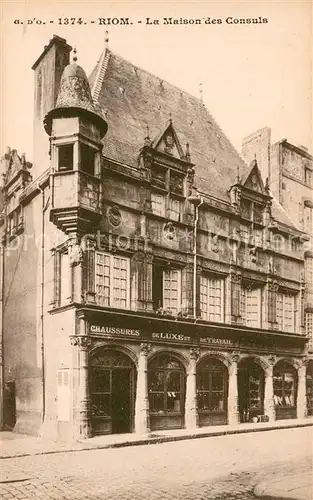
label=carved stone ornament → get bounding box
[211,234,220,253]
[190,347,200,360]
[229,351,241,363]
[68,243,83,266]
[249,247,257,263]
[70,336,91,350]
[140,343,152,356]
[268,354,277,366]
[164,133,175,154]
[108,205,122,228]
[163,221,176,241]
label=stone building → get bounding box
[242,128,313,416]
[0,35,311,441]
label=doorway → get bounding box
[91,349,136,435]
[238,358,264,422]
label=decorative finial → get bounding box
[104,30,109,47]
[169,112,172,123]
[185,143,191,162]
[236,165,241,184]
[144,124,152,147]
[199,82,203,103]
[73,48,78,63]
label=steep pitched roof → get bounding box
[89,49,298,229]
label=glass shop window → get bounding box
[148,354,186,414]
[273,362,297,408]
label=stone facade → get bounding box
[0,36,312,441]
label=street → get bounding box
[0,426,312,499]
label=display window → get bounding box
[148,354,185,414]
[306,361,313,417]
[273,362,297,408]
[197,359,227,412]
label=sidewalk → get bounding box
[254,472,312,500]
[0,417,312,460]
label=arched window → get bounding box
[148,353,186,430]
[273,361,297,420]
[90,349,135,435]
[197,358,228,426]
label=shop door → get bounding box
[112,368,132,434]
[238,361,264,422]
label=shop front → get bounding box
[196,357,228,426]
[273,360,298,420]
[90,348,136,435]
[238,358,265,423]
[148,353,186,431]
[72,309,308,438]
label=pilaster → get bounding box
[134,343,152,434]
[297,362,307,419]
[228,351,240,425]
[185,347,200,430]
[70,335,92,439]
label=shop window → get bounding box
[241,285,262,328]
[95,252,130,309]
[80,143,96,176]
[58,144,73,171]
[197,359,227,412]
[200,275,224,323]
[152,265,182,315]
[151,192,165,217]
[238,360,264,422]
[273,362,297,409]
[148,354,185,414]
[276,292,296,332]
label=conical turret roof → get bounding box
[44,61,107,137]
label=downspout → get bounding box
[188,195,204,318]
[0,236,5,429]
[38,185,50,426]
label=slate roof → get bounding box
[89,48,299,229]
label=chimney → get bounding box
[242,127,272,186]
[32,35,72,179]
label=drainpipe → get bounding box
[38,185,50,426]
[0,235,5,429]
[188,195,203,318]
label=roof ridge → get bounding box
[91,48,110,104]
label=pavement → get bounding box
[0,416,312,459]
[0,426,312,500]
[0,419,312,499]
[254,472,312,500]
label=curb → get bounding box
[1,420,312,460]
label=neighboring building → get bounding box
[0,36,311,441]
[242,127,313,417]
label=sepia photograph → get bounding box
[0,1,312,499]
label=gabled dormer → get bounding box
[242,158,268,195]
[137,120,195,223]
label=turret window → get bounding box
[80,143,96,176]
[58,144,73,171]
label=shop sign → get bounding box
[151,332,191,342]
[200,336,233,346]
[90,325,141,337]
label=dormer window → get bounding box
[170,171,184,196]
[80,143,96,176]
[58,144,73,171]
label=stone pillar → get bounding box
[228,352,240,425]
[185,347,199,430]
[264,363,275,421]
[71,335,92,439]
[135,343,151,434]
[297,364,307,419]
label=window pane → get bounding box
[163,269,181,314]
[166,371,181,392]
[91,394,110,417]
[211,372,224,391]
[149,393,164,412]
[197,392,210,411]
[149,371,165,392]
[166,391,181,412]
[92,369,110,392]
[211,392,225,411]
